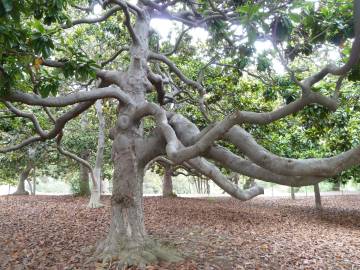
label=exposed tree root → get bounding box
[94,238,182,269]
[87,191,103,208]
[87,197,103,208]
[88,201,104,208]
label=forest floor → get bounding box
[0,195,359,270]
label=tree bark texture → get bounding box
[13,162,32,195]
[94,10,180,266]
[88,99,105,208]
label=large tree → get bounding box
[1,0,360,267]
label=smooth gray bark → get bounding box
[95,133,146,258]
[88,100,105,208]
[12,162,32,195]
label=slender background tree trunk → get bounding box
[291,187,296,200]
[314,183,322,209]
[162,165,174,197]
[332,181,341,191]
[88,100,105,208]
[79,158,90,196]
[13,162,32,195]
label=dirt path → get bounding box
[0,195,359,269]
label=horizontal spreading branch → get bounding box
[225,126,360,177]
[207,146,323,187]
[5,86,133,107]
[161,92,337,164]
[166,112,350,186]
[0,84,136,153]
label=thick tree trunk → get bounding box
[314,183,322,209]
[95,133,180,267]
[97,133,145,253]
[93,9,180,267]
[12,163,32,195]
[162,165,174,197]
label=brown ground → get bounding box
[0,195,359,270]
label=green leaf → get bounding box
[33,20,45,33]
[289,13,302,23]
[39,85,51,98]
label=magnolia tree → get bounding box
[1,0,360,266]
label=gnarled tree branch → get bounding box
[5,86,133,107]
